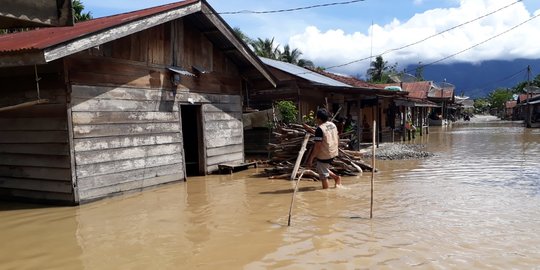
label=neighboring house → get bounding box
[521,95,540,128]
[247,57,407,147]
[382,81,438,135]
[505,100,517,120]
[0,0,276,204]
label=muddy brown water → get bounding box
[1,120,540,269]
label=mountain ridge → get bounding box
[407,58,540,98]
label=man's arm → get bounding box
[306,126,323,167]
[307,141,321,167]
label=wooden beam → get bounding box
[0,99,49,112]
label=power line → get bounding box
[466,67,528,92]
[324,0,524,71]
[218,0,365,15]
[405,12,540,73]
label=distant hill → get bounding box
[406,59,540,98]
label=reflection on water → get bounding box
[1,122,539,269]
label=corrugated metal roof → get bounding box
[313,70,384,89]
[260,57,352,88]
[0,0,199,54]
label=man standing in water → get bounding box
[306,108,342,189]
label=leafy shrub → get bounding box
[276,100,298,124]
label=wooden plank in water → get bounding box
[218,162,257,174]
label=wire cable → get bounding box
[404,12,540,73]
[466,67,528,92]
[219,0,365,15]
[324,0,524,71]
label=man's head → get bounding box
[316,108,329,123]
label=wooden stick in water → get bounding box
[370,120,376,219]
[290,133,311,180]
[288,170,309,226]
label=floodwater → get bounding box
[1,117,540,269]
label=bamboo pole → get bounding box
[370,120,376,219]
[288,170,311,226]
[290,133,310,180]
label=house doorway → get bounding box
[181,105,205,176]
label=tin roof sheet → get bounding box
[0,0,199,54]
[260,57,352,88]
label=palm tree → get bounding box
[250,37,280,59]
[73,0,92,22]
[280,45,302,64]
[279,44,315,68]
[232,27,253,45]
[367,55,389,82]
[297,58,315,68]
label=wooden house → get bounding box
[247,57,407,147]
[0,0,277,204]
[382,81,438,138]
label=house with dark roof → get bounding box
[247,58,407,146]
[0,0,277,204]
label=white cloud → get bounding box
[289,0,540,77]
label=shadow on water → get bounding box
[0,200,65,211]
[259,186,318,195]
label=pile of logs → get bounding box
[262,123,374,180]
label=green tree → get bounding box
[232,27,253,45]
[251,37,280,59]
[414,62,424,81]
[487,88,513,111]
[73,0,92,22]
[297,58,315,68]
[367,55,389,82]
[514,74,540,93]
[275,100,298,124]
[473,98,490,114]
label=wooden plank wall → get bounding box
[0,64,75,203]
[70,84,184,202]
[63,18,246,201]
[177,92,244,172]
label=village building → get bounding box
[381,81,438,139]
[0,0,277,204]
[245,57,407,152]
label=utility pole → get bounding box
[527,65,532,128]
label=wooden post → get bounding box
[357,100,362,151]
[290,133,310,180]
[402,107,407,141]
[370,120,376,219]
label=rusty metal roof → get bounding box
[0,0,199,54]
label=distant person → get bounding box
[306,108,342,189]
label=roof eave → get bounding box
[44,2,202,64]
[0,51,46,67]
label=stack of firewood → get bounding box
[262,123,375,180]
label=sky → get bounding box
[83,0,540,78]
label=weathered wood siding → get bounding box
[69,84,184,202]
[64,18,245,201]
[177,92,244,172]
[0,64,75,203]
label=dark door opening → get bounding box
[181,105,204,176]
